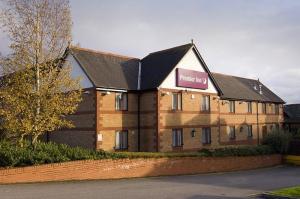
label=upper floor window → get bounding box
[172,93,182,110]
[275,104,279,115]
[115,93,128,111]
[270,104,275,114]
[201,95,210,111]
[247,102,252,113]
[262,103,267,114]
[172,128,183,147]
[202,127,211,144]
[229,101,235,113]
[229,126,236,140]
[115,130,128,150]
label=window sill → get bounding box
[202,143,211,146]
[172,146,183,151]
[200,110,210,113]
[114,148,128,152]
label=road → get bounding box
[0,166,299,199]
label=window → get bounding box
[270,104,275,114]
[262,103,267,114]
[229,101,235,113]
[262,125,267,138]
[275,123,280,131]
[275,104,279,115]
[247,102,252,113]
[229,126,236,140]
[201,95,210,111]
[115,131,128,150]
[172,93,182,110]
[202,127,211,144]
[247,125,253,137]
[172,128,183,147]
[115,93,128,110]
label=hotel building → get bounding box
[48,43,284,152]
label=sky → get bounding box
[0,0,300,104]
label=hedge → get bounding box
[0,140,276,168]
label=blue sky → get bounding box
[1,0,299,103]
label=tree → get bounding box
[0,0,82,147]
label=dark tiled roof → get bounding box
[212,73,285,103]
[70,47,140,90]
[284,104,300,123]
[140,43,193,90]
[68,44,284,104]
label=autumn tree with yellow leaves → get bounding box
[0,0,82,147]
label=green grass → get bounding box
[271,186,300,198]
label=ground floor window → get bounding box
[172,128,183,147]
[115,130,128,150]
[247,125,253,137]
[229,126,236,140]
[202,127,211,144]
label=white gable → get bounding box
[65,54,93,89]
[159,48,218,93]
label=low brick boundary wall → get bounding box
[0,154,282,184]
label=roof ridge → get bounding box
[148,43,193,56]
[212,72,258,82]
[70,46,138,60]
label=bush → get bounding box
[293,129,300,140]
[0,140,119,167]
[0,140,277,168]
[199,145,274,157]
[262,130,292,154]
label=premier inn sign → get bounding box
[176,68,208,89]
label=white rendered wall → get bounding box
[159,48,218,93]
[65,54,93,89]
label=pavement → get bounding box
[0,166,299,199]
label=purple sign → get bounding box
[176,68,208,89]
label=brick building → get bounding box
[284,104,300,132]
[48,43,285,152]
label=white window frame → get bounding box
[229,126,236,140]
[247,102,252,113]
[115,130,128,150]
[115,92,128,111]
[172,128,183,147]
[202,127,211,144]
[172,93,182,110]
[201,95,210,111]
[247,125,253,137]
[229,101,235,113]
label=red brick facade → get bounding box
[48,88,284,152]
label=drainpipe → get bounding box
[137,61,142,152]
[138,94,141,151]
[257,101,260,145]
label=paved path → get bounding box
[0,166,300,199]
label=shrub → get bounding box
[262,130,292,154]
[293,129,300,140]
[199,145,274,157]
[0,140,277,168]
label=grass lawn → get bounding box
[271,186,300,198]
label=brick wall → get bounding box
[48,89,96,149]
[96,91,139,152]
[0,155,282,184]
[47,88,284,152]
[139,91,157,152]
